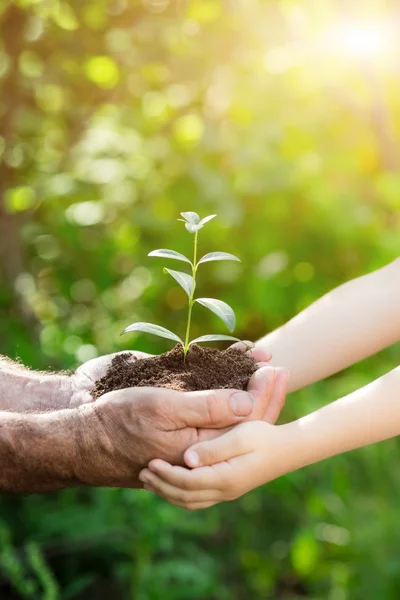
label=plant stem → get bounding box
[183,230,198,358]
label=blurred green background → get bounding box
[1,0,399,598]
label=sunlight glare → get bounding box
[332,23,387,58]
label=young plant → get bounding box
[121,211,246,358]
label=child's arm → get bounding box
[254,258,400,392]
[139,366,400,510]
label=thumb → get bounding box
[184,426,250,467]
[172,388,255,429]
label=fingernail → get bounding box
[139,472,148,483]
[186,450,200,467]
[230,391,254,416]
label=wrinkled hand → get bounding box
[73,363,283,489]
[68,350,151,407]
[138,368,289,509]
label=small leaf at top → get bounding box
[198,252,241,265]
[180,212,200,225]
[199,214,217,226]
[120,322,183,344]
[164,268,195,297]
[148,249,191,264]
[189,334,243,346]
[185,222,203,233]
[195,298,236,332]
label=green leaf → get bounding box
[164,268,195,297]
[195,298,236,332]
[198,252,241,265]
[189,334,242,346]
[185,222,203,233]
[199,214,217,225]
[180,212,200,225]
[148,249,192,264]
[120,322,183,344]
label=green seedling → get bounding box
[121,211,247,358]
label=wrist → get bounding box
[270,420,318,476]
[0,362,73,412]
[282,410,342,471]
[70,403,106,486]
[0,409,81,493]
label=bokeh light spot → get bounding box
[85,56,120,89]
[66,201,105,226]
[5,186,37,214]
[293,261,315,283]
[173,114,204,146]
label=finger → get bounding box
[175,367,276,435]
[139,468,218,504]
[145,459,223,491]
[230,341,272,363]
[246,366,277,420]
[184,426,251,468]
[263,367,289,423]
[76,351,151,382]
[173,388,255,429]
[144,484,217,511]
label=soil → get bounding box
[93,344,257,399]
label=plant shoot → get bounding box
[121,212,245,358]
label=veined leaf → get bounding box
[180,212,200,225]
[121,322,183,344]
[198,252,241,265]
[189,334,242,346]
[195,298,236,332]
[199,214,217,226]
[148,249,191,264]
[164,268,195,297]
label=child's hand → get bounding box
[232,340,271,364]
[139,417,295,511]
[232,341,288,423]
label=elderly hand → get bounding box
[73,363,284,489]
[68,350,151,407]
[137,368,289,509]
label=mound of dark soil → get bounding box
[93,344,257,398]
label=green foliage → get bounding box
[0,0,400,598]
[122,212,242,357]
[0,522,59,599]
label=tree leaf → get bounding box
[164,268,195,297]
[198,252,241,265]
[180,212,200,225]
[189,334,242,346]
[195,298,236,332]
[185,222,203,233]
[199,214,217,226]
[148,249,192,264]
[120,322,183,344]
